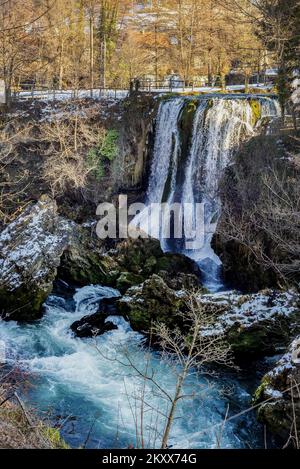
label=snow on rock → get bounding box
[199,290,300,356]
[0,195,73,321]
[291,78,300,108]
[254,337,300,443]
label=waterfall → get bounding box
[146,98,185,205]
[134,95,280,291]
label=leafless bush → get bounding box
[218,134,300,288]
[0,124,33,225]
[39,112,106,197]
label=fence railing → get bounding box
[134,79,207,93]
[9,78,274,102]
[11,85,129,101]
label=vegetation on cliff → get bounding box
[214,129,300,292]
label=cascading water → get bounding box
[134,95,280,291]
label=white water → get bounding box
[134,96,280,292]
[0,284,261,448]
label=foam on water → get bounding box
[0,284,263,449]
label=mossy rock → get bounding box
[116,272,145,292]
[60,248,120,287]
[253,376,271,403]
[227,318,292,358]
[144,255,158,274]
[257,401,293,437]
[117,274,187,332]
[0,285,51,322]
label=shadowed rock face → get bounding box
[254,337,300,445]
[59,235,201,294]
[213,132,300,292]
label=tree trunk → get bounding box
[277,65,289,119]
[161,375,185,449]
[100,36,106,89]
[90,14,94,96]
[244,75,250,93]
[220,72,226,91]
[59,39,64,89]
[207,51,212,86]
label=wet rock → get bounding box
[117,279,299,351]
[0,196,71,321]
[0,196,200,323]
[213,234,278,292]
[58,226,120,287]
[116,272,145,292]
[71,296,120,338]
[254,337,300,444]
[71,313,118,338]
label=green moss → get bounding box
[43,427,69,449]
[0,285,50,321]
[249,99,262,126]
[116,272,144,292]
[60,250,120,287]
[144,256,157,274]
[227,325,271,356]
[253,376,271,403]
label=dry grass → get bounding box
[0,368,68,449]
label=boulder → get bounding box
[58,226,120,287]
[70,291,121,338]
[117,280,299,351]
[199,290,300,357]
[60,235,200,294]
[71,313,118,338]
[117,274,188,332]
[254,337,300,445]
[0,198,201,322]
[0,196,71,321]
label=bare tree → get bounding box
[96,291,233,449]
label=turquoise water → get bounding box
[0,283,264,449]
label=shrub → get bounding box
[87,129,119,180]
